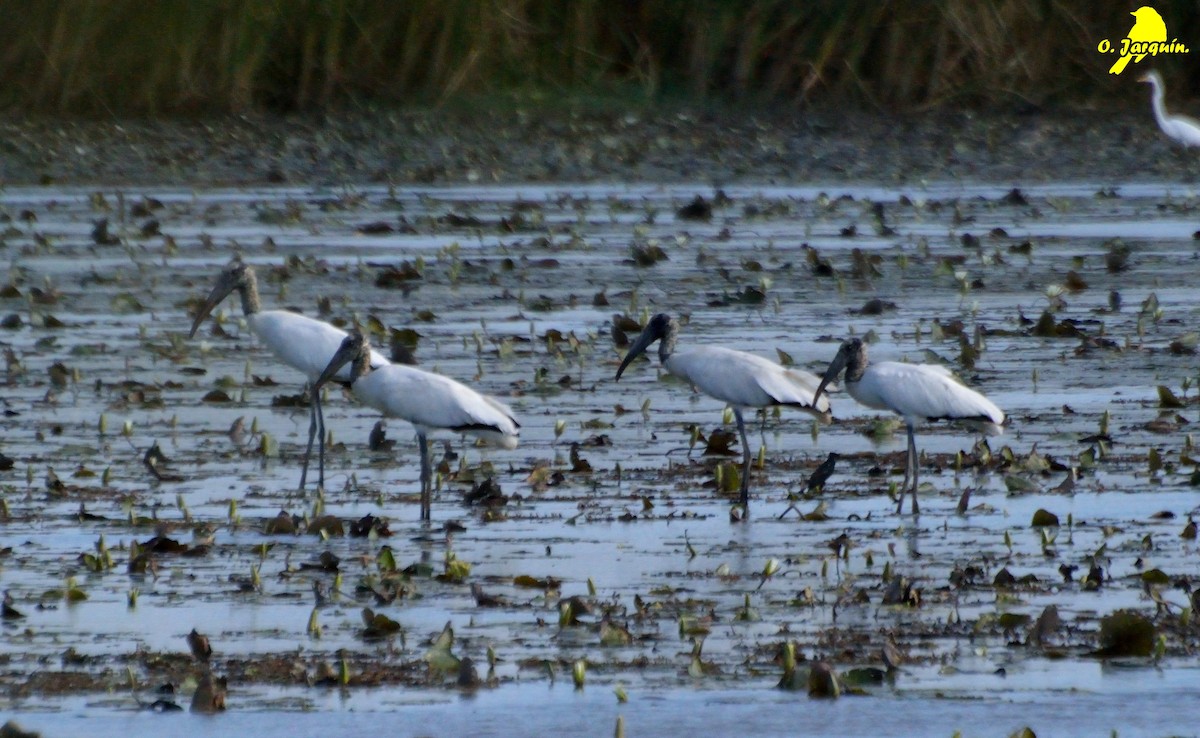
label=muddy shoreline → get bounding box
[0,106,1193,188]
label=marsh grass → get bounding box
[2,0,1198,114]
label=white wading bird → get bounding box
[615,313,831,511]
[188,260,389,490]
[815,338,1004,515]
[314,329,519,521]
[1139,70,1200,148]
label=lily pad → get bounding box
[1031,509,1060,527]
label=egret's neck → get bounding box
[238,270,261,316]
[1150,81,1169,127]
[658,321,678,365]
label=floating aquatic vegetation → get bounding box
[1031,509,1059,527]
[361,608,403,640]
[1157,385,1185,408]
[630,242,669,267]
[1094,610,1157,658]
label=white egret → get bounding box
[615,313,831,510]
[1139,70,1200,148]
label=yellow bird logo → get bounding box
[1110,6,1167,75]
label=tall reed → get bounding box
[0,0,1195,114]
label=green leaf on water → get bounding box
[441,552,471,582]
[717,462,740,493]
[1148,448,1163,473]
[998,612,1032,631]
[735,593,760,622]
[1158,385,1185,408]
[1141,568,1170,586]
[377,546,397,572]
[110,292,146,314]
[1005,475,1038,494]
[360,608,402,640]
[599,619,633,646]
[424,622,462,675]
[840,667,885,688]
[1079,446,1096,469]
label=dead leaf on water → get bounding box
[703,429,737,456]
[807,662,840,699]
[599,618,634,646]
[263,511,297,535]
[307,516,344,537]
[1181,518,1197,540]
[1031,509,1060,527]
[361,608,402,640]
[801,501,829,522]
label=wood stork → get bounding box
[815,337,1004,515]
[1139,71,1200,148]
[313,329,519,521]
[615,313,831,510]
[188,260,389,490]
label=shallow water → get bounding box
[12,676,1200,738]
[2,180,1199,736]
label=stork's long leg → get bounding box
[315,388,327,489]
[418,432,432,521]
[903,422,920,516]
[734,409,751,510]
[300,386,319,491]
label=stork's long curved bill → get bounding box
[188,275,237,338]
[815,345,849,400]
[314,336,360,389]
[615,326,659,381]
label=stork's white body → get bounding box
[316,330,519,521]
[187,261,392,490]
[664,346,831,415]
[614,313,831,511]
[247,310,389,382]
[844,361,1004,429]
[349,364,520,449]
[816,338,1005,515]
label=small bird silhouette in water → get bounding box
[1110,6,1166,75]
[187,628,212,662]
[779,452,840,519]
[2,591,24,620]
[803,452,841,495]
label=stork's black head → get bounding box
[615,313,675,381]
[816,337,867,399]
[314,328,371,390]
[188,260,254,338]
